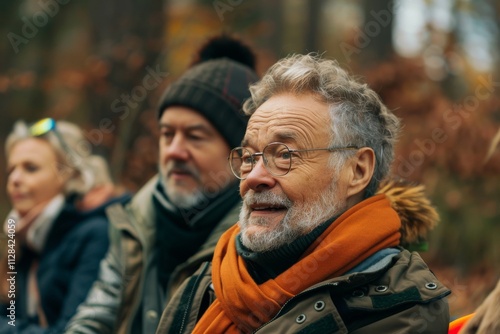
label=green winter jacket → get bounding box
[156,249,450,334]
[65,176,240,334]
[155,180,451,334]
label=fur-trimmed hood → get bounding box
[376,179,439,248]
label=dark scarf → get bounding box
[153,181,240,290]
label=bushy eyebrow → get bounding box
[241,130,298,148]
[275,131,298,142]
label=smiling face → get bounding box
[158,106,235,208]
[7,138,66,217]
[238,93,352,252]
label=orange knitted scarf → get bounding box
[193,194,402,333]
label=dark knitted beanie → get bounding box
[158,36,259,149]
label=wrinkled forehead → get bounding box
[243,94,331,149]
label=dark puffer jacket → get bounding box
[0,193,131,334]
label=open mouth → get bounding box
[243,191,292,218]
[252,205,285,210]
[251,204,287,213]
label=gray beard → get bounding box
[238,181,346,252]
[159,161,206,209]
[160,176,206,209]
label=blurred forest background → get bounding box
[0,0,499,319]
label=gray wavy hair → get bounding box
[5,120,112,195]
[243,53,400,198]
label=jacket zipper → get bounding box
[118,211,146,334]
[178,262,211,334]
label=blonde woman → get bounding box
[0,118,130,333]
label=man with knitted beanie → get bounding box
[65,35,259,334]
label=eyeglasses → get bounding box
[229,142,359,180]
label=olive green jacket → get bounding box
[65,176,240,334]
[156,249,450,334]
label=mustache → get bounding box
[164,161,201,180]
[243,190,293,208]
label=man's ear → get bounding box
[346,147,375,199]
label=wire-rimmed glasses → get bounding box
[229,142,359,180]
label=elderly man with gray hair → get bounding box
[156,54,451,334]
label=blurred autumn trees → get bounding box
[0,0,499,307]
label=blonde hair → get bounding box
[5,120,112,195]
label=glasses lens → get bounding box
[229,148,253,179]
[30,118,56,137]
[264,143,291,176]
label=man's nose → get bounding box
[162,134,190,161]
[243,157,276,191]
[165,135,190,161]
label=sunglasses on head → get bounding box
[28,118,76,165]
[30,117,57,136]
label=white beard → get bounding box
[238,180,347,252]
